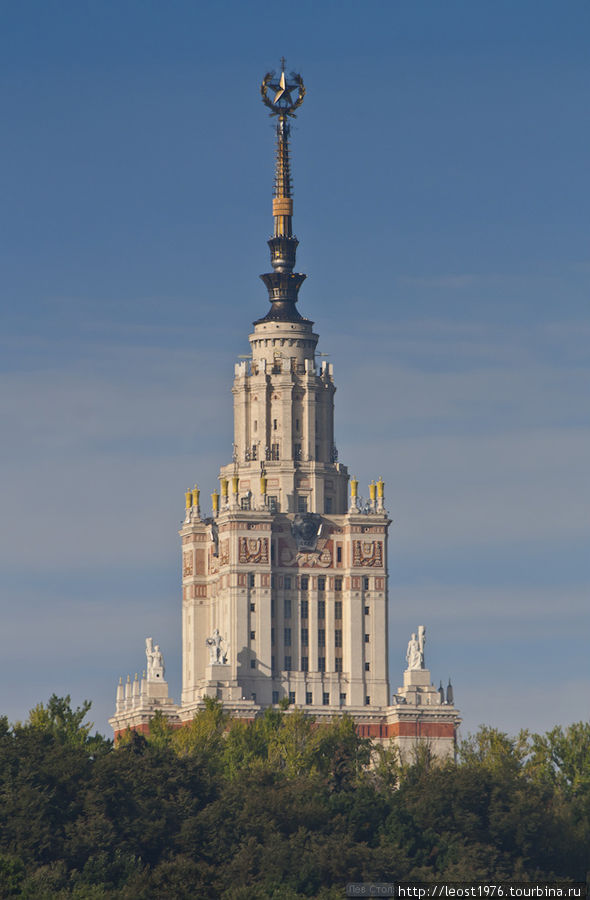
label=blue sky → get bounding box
[1,0,588,737]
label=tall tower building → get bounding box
[110,64,460,757]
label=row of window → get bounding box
[272,601,370,621]
[259,601,371,622]
[253,573,371,591]
[245,444,332,464]
[270,691,372,707]
[248,572,376,591]
[253,656,372,674]
[279,628,344,647]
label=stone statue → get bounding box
[406,625,426,670]
[145,637,165,681]
[206,628,227,664]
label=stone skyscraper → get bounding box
[110,64,460,757]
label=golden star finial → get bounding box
[273,71,287,104]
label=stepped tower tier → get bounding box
[110,62,460,762]
[180,61,390,716]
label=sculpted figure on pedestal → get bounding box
[406,625,426,670]
[145,637,165,680]
[206,628,228,664]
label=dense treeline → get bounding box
[0,696,588,898]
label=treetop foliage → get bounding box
[0,696,588,897]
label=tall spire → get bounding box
[257,61,307,323]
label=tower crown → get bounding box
[257,61,307,324]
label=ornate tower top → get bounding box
[257,61,307,324]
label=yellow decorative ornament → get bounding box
[212,491,219,514]
[232,475,239,494]
[377,477,384,499]
[185,489,192,509]
[369,481,376,501]
[221,478,229,498]
[350,477,358,498]
[260,474,267,494]
[193,484,200,507]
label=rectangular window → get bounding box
[268,495,279,513]
[284,597,292,619]
[251,444,257,460]
[284,575,291,590]
[289,691,296,705]
[334,601,342,619]
[284,628,291,647]
[335,657,343,673]
[250,602,255,612]
[284,656,292,671]
[334,576,342,591]
[322,692,330,706]
[363,577,370,591]
[365,696,371,706]
[318,657,325,672]
[241,495,251,510]
[250,630,255,640]
[336,547,342,564]
[297,495,308,513]
[300,575,309,591]
[248,573,255,588]
[252,692,256,703]
[295,418,300,431]
[272,690,279,704]
[365,662,370,671]
[334,629,342,648]
[250,659,256,669]
[294,442,302,460]
[300,599,308,619]
[306,691,313,705]
[318,600,325,620]
[317,576,326,592]
[301,656,308,671]
[273,418,277,430]
[318,629,325,648]
[324,497,332,514]
[301,627,309,646]
[339,693,346,704]
[271,442,280,460]
[364,606,369,615]
[365,633,370,643]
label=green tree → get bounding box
[27,694,108,752]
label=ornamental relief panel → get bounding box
[183,552,193,576]
[239,537,269,564]
[353,540,383,568]
[219,540,229,567]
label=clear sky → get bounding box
[1,0,588,738]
